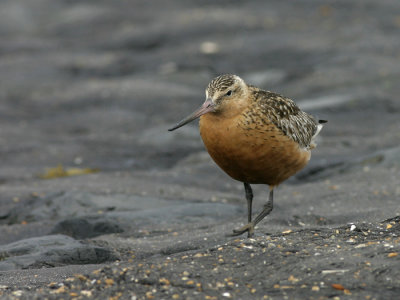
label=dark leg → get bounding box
[244,183,253,223]
[231,187,274,238]
[252,188,274,227]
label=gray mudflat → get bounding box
[0,0,399,299]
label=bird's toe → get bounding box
[231,223,255,238]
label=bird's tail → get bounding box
[310,120,327,149]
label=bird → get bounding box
[168,74,326,238]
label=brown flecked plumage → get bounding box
[169,74,326,237]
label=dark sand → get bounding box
[0,0,399,299]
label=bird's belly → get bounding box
[199,115,311,185]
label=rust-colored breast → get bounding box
[199,111,311,186]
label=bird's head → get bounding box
[168,74,248,131]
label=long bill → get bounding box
[168,98,214,131]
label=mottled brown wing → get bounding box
[254,89,318,149]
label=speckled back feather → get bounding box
[250,88,318,149]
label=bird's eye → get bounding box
[226,90,232,96]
